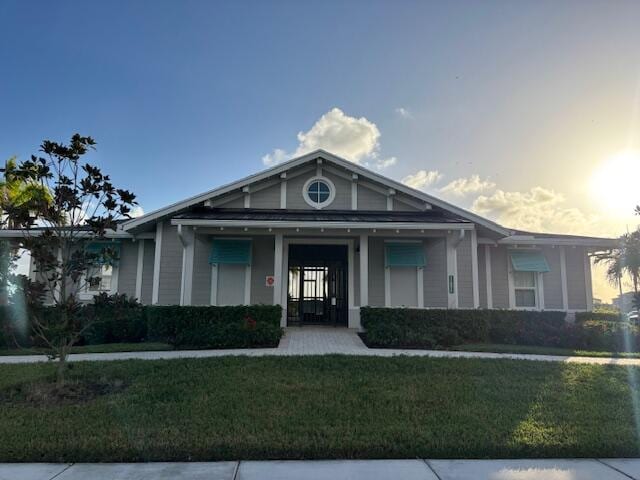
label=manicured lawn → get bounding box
[452,343,640,358]
[1,356,640,461]
[0,342,173,356]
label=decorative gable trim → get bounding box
[121,149,510,235]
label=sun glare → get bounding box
[590,151,640,215]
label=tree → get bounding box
[0,156,52,229]
[622,231,640,294]
[0,157,52,304]
[593,248,625,299]
[6,134,137,386]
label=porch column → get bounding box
[584,248,594,311]
[359,234,369,306]
[273,232,284,307]
[471,229,480,308]
[179,225,195,306]
[152,221,163,304]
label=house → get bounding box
[23,150,618,328]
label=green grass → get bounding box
[0,342,172,356]
[452,343,640,358]
[1,355,640,461]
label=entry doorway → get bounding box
[286,244,348,326]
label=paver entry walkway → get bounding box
[3,326,640,366]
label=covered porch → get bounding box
[170,208,478,329]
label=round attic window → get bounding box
[302,176,335,209]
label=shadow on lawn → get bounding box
[507,363,640,458]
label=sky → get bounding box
[1,0,640,301]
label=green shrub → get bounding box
[362,308,567,349]
[571,320,640,351]
[360,307,640,352]
[575,311,625,323]
[147,305,283,348]
[82,293,146,345]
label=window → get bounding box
[87,265,113,292]
[80,264,117,300]
[307,181,330,204]
[514,270,537,308]
[302,176,335,208]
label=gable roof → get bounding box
[122,149,511,235]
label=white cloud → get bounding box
[440,175,496,196]
[130,206,144,218]
[374,156,397,170]
[261,148,289,168]
[471,186,600,234]
[395,107,413,119]
[402,170,443,190]
[262,108,383,166]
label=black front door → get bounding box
[287,245,348,326]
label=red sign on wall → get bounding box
[265,275,275,287]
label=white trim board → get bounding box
[171,219,475,231]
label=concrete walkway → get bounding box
[3,459,640,480]
[3,326,640,366]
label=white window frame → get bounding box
[79,264,119,301]
[302,176,336,210]
[509,269,545,310]
[209,237,252,306]
[383,239,424,308]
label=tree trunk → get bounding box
[619,277,624,299]
[56,347,67,388]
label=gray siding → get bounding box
[490,246,509,308]
[456,234,474,308]
[478,245,487,308]
[367,237,385,306]
[358,184,387,210]
[251,185,280,209]
[424,237,448,307]
[286,174,310,209]
[117,240,138,298]
[394,195,420,211]
[214,195,244,208]
[566,247,587,310]
[192,234,212,305]
[158,222,182,305]
[251,236,274,304]
[542,247,563,310]
[141,240,155,305]
[326,172,351,210]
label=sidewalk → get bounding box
[3,327,640,366]
[3,459,640,480]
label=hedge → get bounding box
[0,301,283,350]
[574,311,625,323]
[360,307,640,352]
[146,305,283,348]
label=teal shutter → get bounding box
[509,251,550,272]
[85,241,121,265]
[385,243,425,267]
[209,239,252,265]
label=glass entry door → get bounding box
[287,245,348,326]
